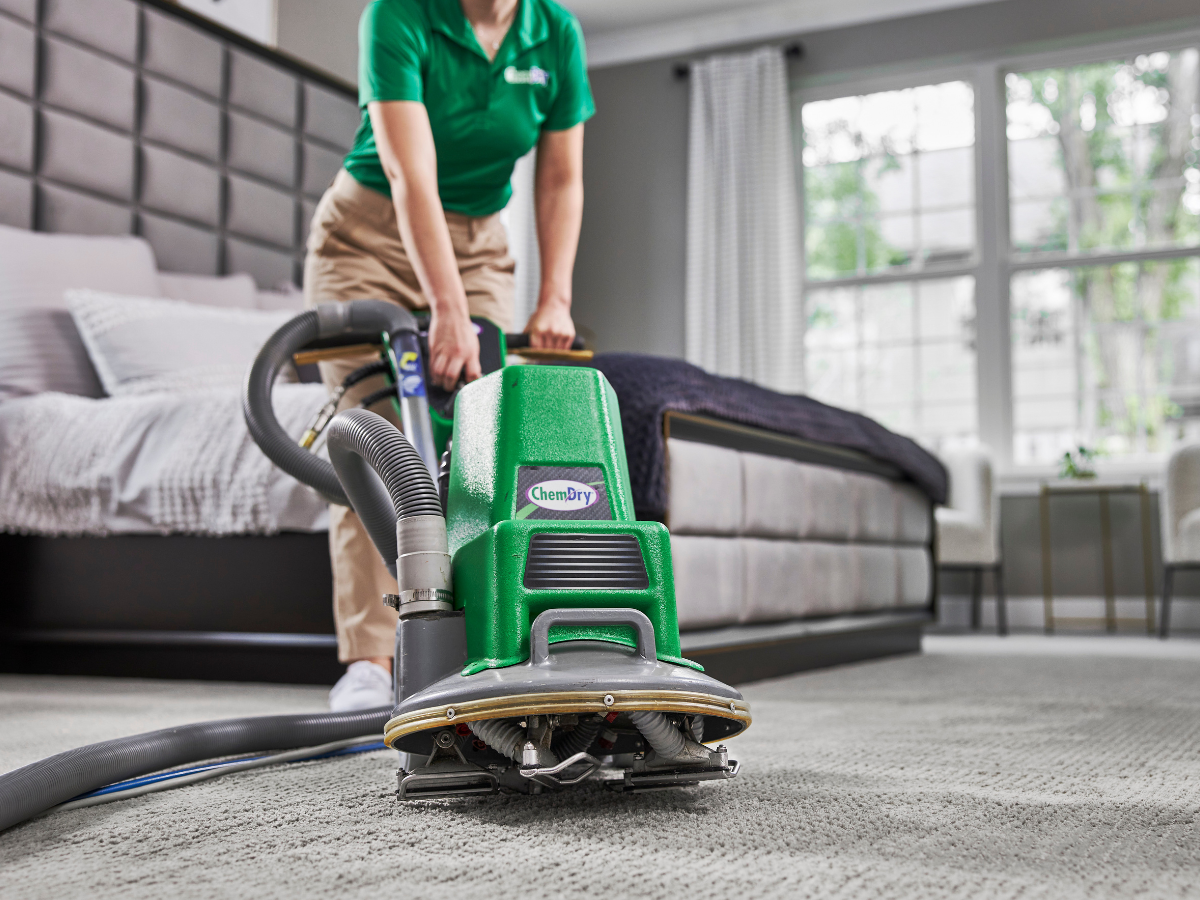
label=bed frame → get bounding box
[664,412,935,684]
[1,411,935,686]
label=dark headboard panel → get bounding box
[0,0,361,287]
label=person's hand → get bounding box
[524,295,576,349]
[427,305,481,391]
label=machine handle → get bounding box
[529,608,657,666]
[504,333,586,351]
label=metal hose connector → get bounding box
[471,720,556,768]
[629,710,710,763]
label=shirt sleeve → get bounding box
[358,1,425,106]
[542,15,595,131]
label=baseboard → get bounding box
[680,610,931,685]
[0,629,343,685]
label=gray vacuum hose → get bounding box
[629,710,711,763]
[552,716,603,760]
[0,707,389,833]
[242,299,421,506]
[471,720,557,768]
[326,409,443,580]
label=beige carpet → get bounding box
[1,636,1198,899]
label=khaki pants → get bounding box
[304,169,515,663]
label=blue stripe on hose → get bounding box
[68,741,389,802]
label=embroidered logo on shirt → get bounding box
[504,66,549,86]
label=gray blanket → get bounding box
[591,353,948,519]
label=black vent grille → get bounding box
[523,533,650,590]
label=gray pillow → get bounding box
[67,289,293,396]
[158,272,258,308]
[0,226,162,400]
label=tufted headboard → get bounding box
[0,0,361,287]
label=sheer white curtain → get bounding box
[685,46,803,392]
[501,149,540,332]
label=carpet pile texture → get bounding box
[1,636,1197,899]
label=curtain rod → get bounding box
[673,43,803,79]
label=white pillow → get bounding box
[0,226,161,400]
[256,284,305,312]
[158,272,258,309]
[67,290,292,396]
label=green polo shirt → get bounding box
[343,0,595,217]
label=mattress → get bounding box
[666,438,932,630]
[0,385,330,536]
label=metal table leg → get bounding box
[1040,485,1053,634]
[1099,489,1116,633]
[1140,483,1156,635]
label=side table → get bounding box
[1039,482,1155,634]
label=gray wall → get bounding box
[275,0,367,86]
[573,0,1200,358]
[573,60,690,356]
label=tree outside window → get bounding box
[1007,50,1200,463]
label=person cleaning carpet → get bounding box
[303,0,595,710]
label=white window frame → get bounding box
[792,26,1200,486]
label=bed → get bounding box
[0,0,942,685]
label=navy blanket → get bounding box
[591,353,948,518]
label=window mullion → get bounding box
[973,61,1014,468]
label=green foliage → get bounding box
[1059,445,1099,479]
[1011,51,1200,453]
[804,156,909,279]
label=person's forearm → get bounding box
[388,174,469,318]
[367,100,479,387]
[534,166,583,309]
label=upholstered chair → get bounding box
[1159,444,1200,638]
[935,447,1006,634]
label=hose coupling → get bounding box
[383,589,454,617]
[394,515,453,616]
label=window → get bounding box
[799,81,979,446]
[1012,260,1200,463]
[792,35,1200,472]
[1007,51,1200,258]
[1007,48,1200,464]
[805,278,976,438]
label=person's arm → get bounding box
[368,100,480,390]
[525,123,584,349]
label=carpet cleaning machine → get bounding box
[0,300,749,830]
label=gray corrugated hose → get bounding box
[471,720,557,768]
[241,299,420,506]
[552,716,604,760]
[629,710,711,763]
[0,707,389,833]
[325,409,443,579]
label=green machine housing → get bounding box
[445,365,700,676]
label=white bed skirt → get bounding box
[666,438,932,630]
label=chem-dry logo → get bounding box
[527,480,598,511]
[504,65,549,86]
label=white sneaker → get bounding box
[329,661,393,711]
